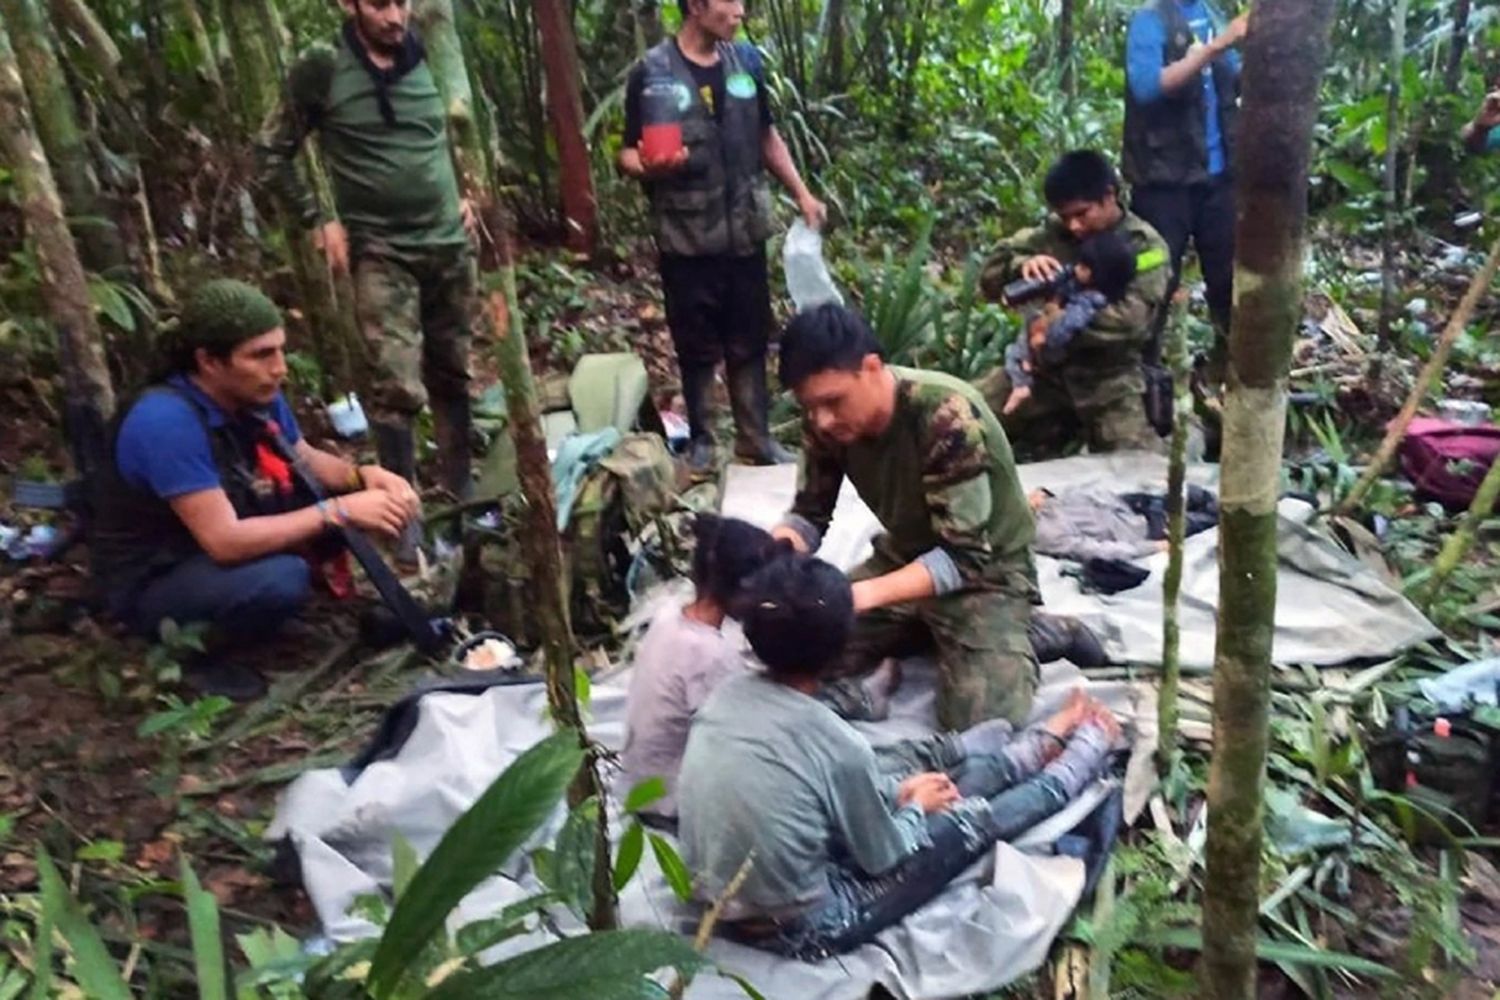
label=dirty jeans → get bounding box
[724,725,1110,960]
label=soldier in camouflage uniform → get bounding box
[256,0,476,559]
[772,304,1104,729]
[979,150,1170,459]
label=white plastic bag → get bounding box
[782,220,844,312]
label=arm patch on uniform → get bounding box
[923,394,991,490]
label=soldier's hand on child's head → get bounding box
[771,524,810,554]
[1019,255,1064,282]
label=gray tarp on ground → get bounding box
[271,453,1437,999]
[721,452,1439,671]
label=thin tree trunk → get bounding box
[221,0,356,391]
[46,0,127,100]
[819,0,847,95]
[419,0,614,931]
[1059,0,1076,97]
[178,0,226,107]
[1377,0,1408,349]
[1158,303,1189,775]
[533,0,598,255]
[1202,1,1333,997]
[1339,233,1500,515]
[1417,451,1500,609]
[0,11,116,465]
[1443,0,1472,95]
[2,0,128,276]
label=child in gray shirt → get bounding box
[678,555,1117,959]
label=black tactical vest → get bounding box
[91,384,308,602]
[641,40,774,258]
[1122,0,1240,188]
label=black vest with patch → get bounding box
[1122,0,1239,188]
[641,40,774,258]
[92,385,307,601]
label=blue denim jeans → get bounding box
[118,553,311,640]
[725,728,1102,960]
[723,755,1068,959]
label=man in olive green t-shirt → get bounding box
[257,0,477,560]
[772,304,1105,728]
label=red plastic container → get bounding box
[641,121,684,164]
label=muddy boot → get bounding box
[680,364,719,479]
[727,360,795,465]
[372,419,424,568]
[1029,612,1108,667]
[431,391,474,501]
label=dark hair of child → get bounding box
[690,514,792,612]
[1076,231,1138,304]
[736,554,854,681]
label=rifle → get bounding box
[262,419,449,655]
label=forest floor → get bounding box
[3,234,1500,998]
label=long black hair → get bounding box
[690,514,792,612]
[737,554,854,680]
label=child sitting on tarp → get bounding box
[677,554,1118,960]
[1002,230,1139,416]
[620,515,897,825]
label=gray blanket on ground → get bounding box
[270,453,1436,1000]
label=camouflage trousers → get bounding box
[975,363,1163,462]
[834,559,1040,728]
[353,240,477,422]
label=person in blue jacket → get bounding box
[1123,1,1247,382]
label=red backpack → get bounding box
[1398,417,1500,510]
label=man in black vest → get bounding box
[1123,0,1246,380]
[619,0,826,475]
[93,281,419,699]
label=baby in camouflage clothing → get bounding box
[1003,230,1138,416]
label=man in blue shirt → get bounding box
[1123,1,1247,382]
[1461,88,1500,155]
[93,280,419,699]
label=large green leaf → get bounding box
[614,821,645,892]
[1142,927,1397,979]
[551,797,600,919]
[427,929,709,1000]
[648,832,694,902]
[180,859,227,1000]
[366,731,585,999]
[35,846,130,1000]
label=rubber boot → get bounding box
[680,364,718,478]
[727,360,795,465]
[1028,612,1108,667]
[372,419,424,568]
[431,391,474,501]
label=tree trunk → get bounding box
[1201,1,1333,998]
[418,0,613,930]
[1,0,128,276]
[0,11,116,461]
[1158,303,1189,776]
[1338,234,1500,517]
[1443,0,1472,95]
[533,0,598,255]
[1376,0,1407,349]
[819,0,847,95]
[177,0,226,108]
[1058,0,1076,96]
[46,0,127,100]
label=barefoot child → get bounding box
[678,554,1119,959]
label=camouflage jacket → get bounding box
[784,366,1036,595]
[979,209,1170,371]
